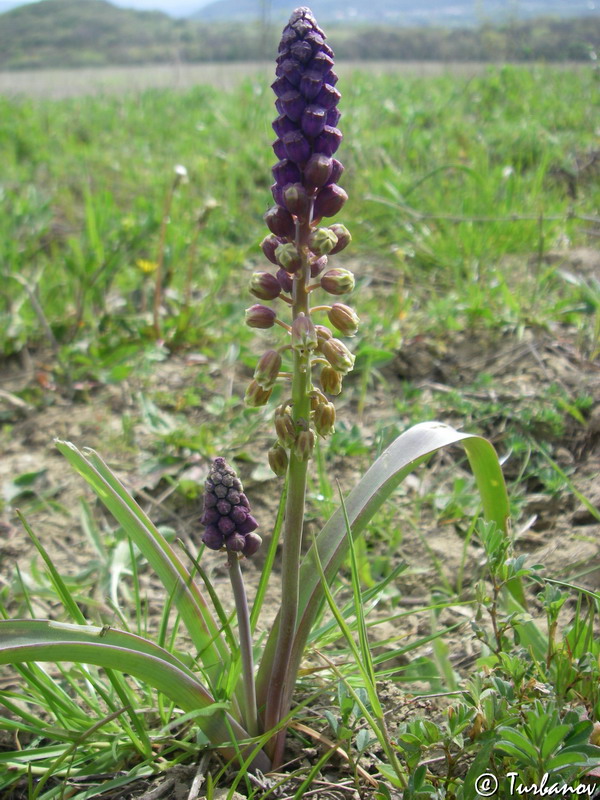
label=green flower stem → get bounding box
[263,215,312,764]
[228,552,258,738]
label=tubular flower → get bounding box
[201,458,262,557]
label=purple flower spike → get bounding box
[200,458,262,557]
[267,7,345,227]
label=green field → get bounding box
[1,64,599,797]
[1,64,597,360]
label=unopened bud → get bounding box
[261,234,283,265]
[309,227,338,257]
[294,429,315,461]
[254,349,282,390]
[291,313,317,355]
[313,184,348,219]
[250,271,281,301]
[328,224,352,254]
[245,304,277,329]
[264,205,295,238]
[328,303,359,336]
[314,401,336,437]
[320,268,355,295]
[303,153,333,190]
[245,379,272,407]
[320,365,343,395]
[242,532,262,557]
[268,442,289,476]
[276,267,294,294]
[202,526,224,550]
[283,183,310,217]
[315,324,332,342]
[321,337,355,374]
[276,242,302,273]
[311,255,328,277]
[274,408,296,447]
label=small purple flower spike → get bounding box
[201,458,262,556]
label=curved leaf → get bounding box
[54,440,229,683]
[256,421,510,708]
[0,619,270,772]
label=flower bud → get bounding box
[283,183,310,217]
[309,227,338,256]
[314,125,342,157]
[274,408,297,447]
[328,158,344,184]
[261,234,283,265]
[254,349,282,390]
[320,268,355,295]
[301,104,327,138]
[276,242,302,273]
[276,267,294,293]
[321,337,355,374]
[238,514,259,534]
[250,271,281,301]
[291,312,317,355]
[314,400,336,437]
[313,184,348,219]
[294,428,315,461]
[272,159,302,186]
[202,526,224,550]
[315,324,332,342]
[242,532,263,557]
[328,223,352,254]
[245,304,277,329]
[320,365,343,395]
[264,205,295,238]
[226,532,246,552]
[282,129,311,165]
[245,379,272,407]
[310,255,328,277]
[268,441,289,476]
[328,303,359,336]
[303,153,333,190]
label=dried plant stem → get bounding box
[264,216,312,764]
[153,171,186,338]
[227,553,258,738]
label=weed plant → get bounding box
[0,9,600,800]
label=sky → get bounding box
[0,0,215,14]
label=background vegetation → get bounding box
[0,57,599,797]
[0,0,598,69]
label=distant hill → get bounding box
[193,0,600,27]
[0,0,598,69]
[0,0,184,68]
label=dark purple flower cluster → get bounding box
[267,6,347,235]
[201,458,261,557]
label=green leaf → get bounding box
[0,619,270,772]
[540,725,571,760]
[54,440,229,683]
[257,421,511,710]
[496,728,538,762]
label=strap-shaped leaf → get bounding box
[0,619,270,772]
[55,440,229,683]
[256,421,511,708]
